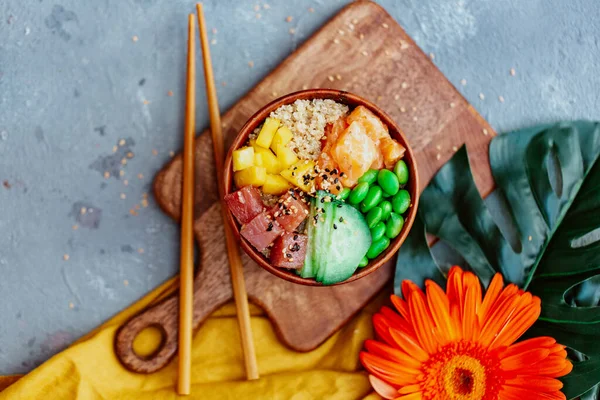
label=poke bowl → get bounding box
[223,89,419,286]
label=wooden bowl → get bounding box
[224,89,419,286]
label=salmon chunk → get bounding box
[331,121,378,187]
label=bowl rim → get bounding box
[223,89,420,286]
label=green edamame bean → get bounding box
[392,190,411,214]
[385,212,404,239]
[358,256,369,268]
[394,160,409,185]
[367,237,390,259]
[358,169,378,185]
[337,187,351,201]
[377,169,400,196]
[349,182,369,204]
[379,200,392,221]
[370,221,386,242]
[366,206,383,229]
[360,186,383,213]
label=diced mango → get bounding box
[262,174,292,195]
[256,118,280,148]
[253,152,264,167]
[276,144,298,169]
[232,146,255,172]
[234,166,267,187]
[280,160,316,193]
[254,146,281,174]
[271,126,293,153]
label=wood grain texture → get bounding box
[115,0,496,373]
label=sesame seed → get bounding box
[132,35,138,42]
[436,153,441,160]
[212,27,218,34]
[413,116,418,121]
[333,223,338,229]
[328,75,335,82]
[382,23,389,29]
[256,13,261,19]
[72,224,78,230]
[167,90,173,97]
[359,33,364,40]
[452,146,458,151]
[138,248,144,253]
[499,95,505,103]
[119,139,126,146]
[263,3,270,9]
[121,158,127,165]
[460,79,467,86]
[169,151,175,157]
[412,106,417,111]
[123,179,129,186]
[137,173,144,179]
[63,254,70,261]
[123,280,129,286]
[510,68,516,76]
[248,60,254,68]
[119,170,125,177]
[69,302,74,309]
[141,199,148,208]
[394,94,400,100]
[528,235,532,241]
[479,93,485,100]
[333,38,340,44]
[80,207,87,215]
[436,145,442,150]
[112,146,118,153]
[272,91,278,97]
[352,19,358,24]
[338,29,345,35]
[361,50,368,56]
[450,102,455,108]
[104,171,110,179]
[127,152,134,158]
[429,52,435,60]
[289,28,295,35]
[120,193,126,199]
[400,107,406,112]
[336,74,342,80]
[286,16,293,22]
[401,82,408,89]
[152,149,158,156]
[483,128,489,136]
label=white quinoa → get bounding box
[253,99,349,160]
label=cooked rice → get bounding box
[254,99,348,160]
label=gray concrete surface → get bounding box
[0,0,599,374]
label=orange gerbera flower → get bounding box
[360,266,572,400]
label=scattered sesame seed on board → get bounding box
[212,27,217,34]
[528,235,532,241]
[452,146,458,151]
[338,29,345,35]
[399,39,409,50]
[450,102,456,108]
[308,7,314,13]
[141,199,149,208]
[352,18,358,24]
[63,254,70,261]
[69,302,74,309]
[436,153,441,160]
[286,16,293,22]
[152,149,158,156]
[123,280,129,286]
[335,74,342,80]
[413,116,418,121]
[211,39,217,45]
[289,28,295,35]
[394,94,400,100]
[253,4,260,11]
[104,171,110,179]
[72,224,78,230]
[120,193,126,199]
[382,23,389,29]
[138,248,145,254]
[167,90,173,97]
[169,151,175,157]
[401,82,408,89]
[412,106,417,111]
[479,93,485,100]
[119,139,126,146]
[132,35,138,42]
[121,158,127,165]
[359,33,364,40]
[483,128,489,136]
[429,52,435,60]
[143,99,150,105]
[328,75,335,82]
[127,152,134,158]
[272,91,278,97]
[436,144,442,150]
[400,107,406,112]
[263,3,270,9]
[333,38,340,44]
[112,145,118,153]
[499,95,505,103]
[361,50,368,56]
[80,207,87,215]
[510,68,516,76]
[302,84,308,90]
[130,209,138,216]
[123,179,129,186]
[248,60,254,68]
[377,96,383,101]
[119,170,125,177]
[460,79,467,86]
[221,81,227,87]
[384,50,391,56]
[255,13,261,19]
[134,204,141,210]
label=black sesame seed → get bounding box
[336,185,341,190]
[293,234,298,240]
[286,253,292,259]
[325,168,330,172]
[334,178,339,184]
[291,243,300,252]
[320,198,325,203]
[267,222,273,232]
[337,204,342,208]
[333,223,338,229]
[339,217,344,222]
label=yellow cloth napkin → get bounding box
[0,276,385,399]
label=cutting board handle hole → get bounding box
[132,324,166,359]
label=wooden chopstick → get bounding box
[196,2,260,380]
[177,13,196,396]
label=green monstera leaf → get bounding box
[395,121,600,399]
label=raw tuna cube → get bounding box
[269,191,310,232]
[241,212,284,252]
[270,233,308,269]
[224,186,265,224]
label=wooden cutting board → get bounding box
[115,0,496,373]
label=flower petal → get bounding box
[501,337,556,359]
[500,348,551,371]
[425,280,457,342]
[368,374,398,399]
[478,272,504,323]
[360,352,419,386]
[504,375,563,391]
[407,289,439,354]
[389,327,429,362]
[364,339,422,369]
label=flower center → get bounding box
[419,341,504,400]
[441,355,486,399]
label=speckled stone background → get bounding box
[0,0,599,374]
